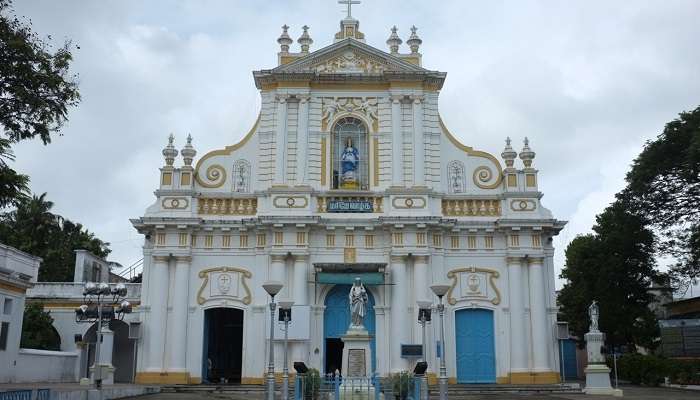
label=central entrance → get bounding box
[323,284,376,375]
[203,308,244,384]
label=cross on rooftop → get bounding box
[339,0,360,19]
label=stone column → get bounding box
[390,255,408,371]
[147,255,169,371]
[168,256,191,373]
[296,95,310,184]
[528,257,550,371]
[413,255,430,346]
[411,95,425,187]
[507,257,528,373]
[292,255,309,364]
[270,254,287,298]
[390,95,404,186]
[274,95,289,185]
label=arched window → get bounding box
[232,160,251,193]
[447,160,466,194]
[331,117,369,190]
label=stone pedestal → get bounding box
[340,327,376,400]
[583,331,622,396]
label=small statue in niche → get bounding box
[340,137,359,189]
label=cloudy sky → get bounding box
[9,0,700,289]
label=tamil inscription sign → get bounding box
[347,349,366,377]
[327,199,373,213]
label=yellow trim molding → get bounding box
[506,371,560,384]
[241,377,264,385]
[135,372,191,384]
[0,281,27,294]
[439,116,503,189]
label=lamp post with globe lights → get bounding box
[263,281,284,400]
[278,300,294,400]
[75,282,131,396]
[430,284,451,400]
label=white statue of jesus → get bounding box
[349,277,368,328]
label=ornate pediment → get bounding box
[273,39,427,74]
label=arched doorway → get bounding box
[323,285,375,375]
[84,320,135,383]
[202,308,244,384]
[455,309,496,383]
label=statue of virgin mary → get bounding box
[340,137,359,188]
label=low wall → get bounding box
[14,348,80,383]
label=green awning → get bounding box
[316,272,384,285]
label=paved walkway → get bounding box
[117,386,700,400]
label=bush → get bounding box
[303,368,321,399]
[387,371,413,399]
[615,354,700,386]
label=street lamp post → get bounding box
[263,281,284,400]
[417,301,432,400]
[279,301,294,400]
[75,282,131,400]
[430,284,451,400]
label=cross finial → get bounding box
[339,0,361,19]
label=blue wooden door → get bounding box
[324,285,376,372]
[455,309,496,383]
[559,339,578,380]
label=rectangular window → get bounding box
[345,234,354,247]
[0,322,9,351]
[156,233,166,246]
[510,235,520,247]
[392,232,404,246]
[3,298,12,315]
[433,234,442,248]
[364,235,374,248]
[297,232,307,246]
[256,233,266,248]
[239,235,248,248]
[417,232,427,246]
[204,235,213,248]
[223,235,231,248]
[531,234,541,247]
[191,235,197,247]
[326,234,336,248]
[178,233,188,247]
[450,236,460,249]
[274,232,284,246]
[467,236,477,249]
[485,236,494,249]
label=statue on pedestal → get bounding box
[349,277,368,328]
[588,300,599,332]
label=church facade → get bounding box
[132,10,565,385]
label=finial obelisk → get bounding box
[339,0,360,19]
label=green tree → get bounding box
[0,138,29,207]
[0,0,80,144]
[622,106,700,284]
[0,193,110,281]
[20,302,60,350]
[559,201,660,350]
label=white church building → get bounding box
[131,6,566,386]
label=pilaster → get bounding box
[168,255,191,373]
[507,256,527,373]
[527,257,550,371]
[390,95,404,186]
[296,95,311,184]
[146,255,169,372]
[411,95,425,187]
[274,95,289,185]
[390,254,408,371]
